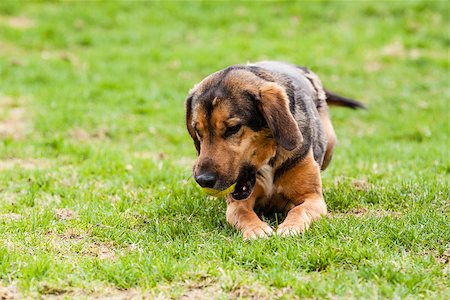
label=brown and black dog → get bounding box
[185,61,365,239]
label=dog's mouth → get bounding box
[231,165,256,201]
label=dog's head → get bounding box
[185,66,302,200]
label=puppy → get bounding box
[185,61,365,239]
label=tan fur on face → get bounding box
[193,98,276,185]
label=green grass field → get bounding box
[0,1,449,299]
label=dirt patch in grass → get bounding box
[85,242,116,260]
[181,283,294,300]
[332,176,372,192]
[0,96,30,140]
[47,228,88,242]
[30,264,293,299]
[438,246,450,265]
[0,41,25,56]
[230,285,295,300]
[46,228,88,254]
[134,151,167,160]
[177,277,222,300]
[55,208,78,220]
[181,285,223,300]
[41,51,87,71]
[55,168,79,187]
[0,282,21,300]
[48,229,118,261]
[330,207,402,219]
[0,158,51,171]
[177,276,294,300]
[37,282,294,300]
[0,213,22,222]
[38,284,151,300]
[381,40,422,60]
[364,60,383,73]
[351,178,370,191]
[0,107,26,140]
[36,282,151,299]
[69,127,109,142]
[0,191,23,206]
[441,247,450,276]
[0,15,35,29]
[32,193,62,209]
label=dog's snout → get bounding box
[195,172,217,188]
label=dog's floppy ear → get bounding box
[258,83,303,151]
[185,95,200,154]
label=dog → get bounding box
[185,61,365,239]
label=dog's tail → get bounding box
[325,89,367,109]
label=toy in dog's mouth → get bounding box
[201,165,256,200]
[202,183,237,198]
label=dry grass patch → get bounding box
[0,213,22,222]
[330,207,402,219]
[34,193,62,208]
[350,178,370,191]
[0,96,30,140]
[40,50,87,71]
[0,15,35,29]
[439,246,450,265]
[0,282,21,300]
[0,191,23,206]
[230,285,295,300]
[84,242,116,260]
[332,176,372,191]
[0,158,51,171]
[1,238,24,254]
[69,127,109,142]
[55,228,88,241]
[55,168,79,187]
[39,286,151,300]
[0,41,25,56]
[178,279,294,300]
[47,229,119,261]
[47,228,89,257]
[55,208,78,221]
[180,284,223,300]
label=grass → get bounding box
[0,1,448,299]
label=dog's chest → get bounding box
[254,164,285,212]
[256,164,274,197]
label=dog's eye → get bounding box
[224,124,242,138]
[194,128,202,140]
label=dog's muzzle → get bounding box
[195,165,256,200]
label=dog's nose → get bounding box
[195,172,217,188]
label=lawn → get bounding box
[0,1,449,299]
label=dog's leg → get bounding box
[226,183,273,240]
[319,107,336,170]
[275,151,327,236]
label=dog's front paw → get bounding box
[242,222,274,240]
[276,222,307,237]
